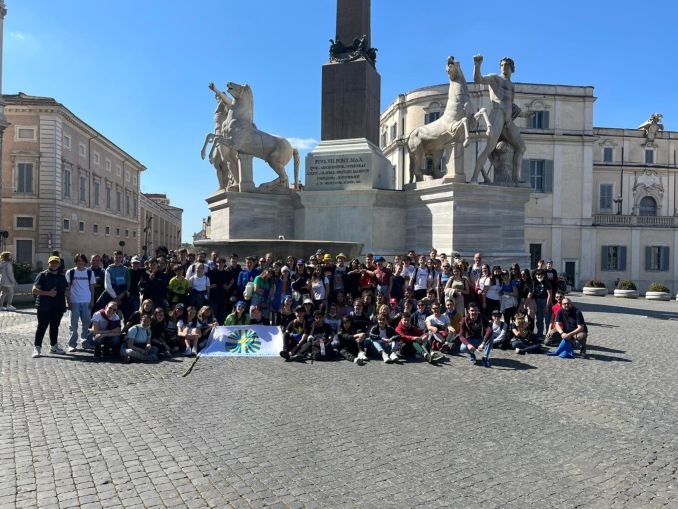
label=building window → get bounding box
[93,223,99,234]
[530,111,549,129]
[94,181,100,206]
[125,170,130,182]
[15,216,34,230]
[132,231,137,238]
[133,197,138,219]
[116,165,122,177]
[115,227,120,236]
[529,160,544,191]
[63,134,72,150]
[424,111,441,124]
[15,126,36,140]
[601,245,627,271]
[63,219,70,231]
[645,149,654,164]
[63,168,72,198]
[15,239,33,265]
[603,147,613,162]
[390,124,397,142]
[105,159,112,172]
[78,221,85,233]
[105,225,110,236]
[79,175,86,202]
[125,194,131,216]
[79,143,86,158]
[523,160,553,193]
[106,186,112,209]
[529,243,542,269]
[116,190,122,211]
[380,132,387,148]
[132,174,137,187]
[645,246,669,271]
[16,163,34,194]
[93,151,100,166]
[639,196,657,216]
[599,184,613,212]
[125,229,129,238]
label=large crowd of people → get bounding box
[5,245,589,364]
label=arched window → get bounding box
[639,196,657,216]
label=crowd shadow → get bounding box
[489,357,537,370]
[578,301,678,321]
[587,344,625,354]
[582,352,631,363]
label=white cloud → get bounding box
[286,137,318,151]
[10,32,26,40]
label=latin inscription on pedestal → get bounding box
[305,154,371,190]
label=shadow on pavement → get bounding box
[578,301,678,321]
[489,357,537,370]
[587,344,625,354]
[583,352,631,363]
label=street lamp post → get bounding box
[143,215,152,258]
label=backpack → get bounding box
[243,281,255,300]
[67,268,93,287]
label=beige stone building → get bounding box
[139,193,183,256]
[381,81,678,292]
[0,93,181,267]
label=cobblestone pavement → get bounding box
[1,294,677,509]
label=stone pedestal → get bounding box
[404,180,531,266]
[206,190,298,240]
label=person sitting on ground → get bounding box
[122,298,155,335]
[225,301,251,326]
[395,311,443,364]
[459,303,493,367]
[150,307,173,355]
[324,303,341,332]
[544,291,565,346]
[304,310,336,361]
[197,305,218,349]
[280,305,308,361]
[549,297,589,359]
[489,309,509,349]
[413,299,430,331]
[121,314,159,363]
[510,311,543,355]
[366,313,401,364]
[276,295,295,329]
[178,305,201,356]
[333,315,366,365]
[249,304,270,326]
[87,301,122,359]
[425,301,456,353]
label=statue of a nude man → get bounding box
[471,55,526,184]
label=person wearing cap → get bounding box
[368,256,393,301]
[301,297,315,329]
[31,256,69,357]
[489,309,509,349]
[64,253,96,352]
[225,301,251,326]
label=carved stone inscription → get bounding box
[306,154,371,189]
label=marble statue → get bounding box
[638,113,664,142]
[470,55,526,184]
[202,82,300,192]
[201,83,241,191]
[407,56,490,182]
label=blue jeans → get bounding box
[535,298,548,336]
[69,302,92,348]
[459,337,491,359]
[364,338,394,356]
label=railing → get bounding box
[593,214,678,227]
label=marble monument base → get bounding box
[404,180,532,267]
[206,189,298,240]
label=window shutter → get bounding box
[521,159,530,183]
[542,111,550,129]
[601,246,608,271]
[645,246,652,271]
[619,246,627,272]
[661,247,670,271]
[543,160,554,193]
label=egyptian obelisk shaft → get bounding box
[321,0,380,146]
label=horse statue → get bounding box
[204,82,300,192]
[201,83,241,191]
[638,113,664,142]
[407,56,491,183]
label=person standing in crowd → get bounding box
[187,262,211,308]
[237,256,261,308]
[97,250,131,318]
[31,256,68,358]
[89,254,106,304]
[411,256,430,300]
[332,253,347,299]
[139,258,168,310]
[128,256,145,313]
[65,253,96,352]
[209,257,229,324]
[532,269,553,338]
[0,251,17,311]
[168,264,190,307]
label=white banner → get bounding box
[199,325,284,357]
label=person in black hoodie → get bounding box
[138,258,167,310]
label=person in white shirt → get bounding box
[188,263,211,308]
[411,256,430,300]
[65,253,96,352]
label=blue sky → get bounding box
[5,1,677,243]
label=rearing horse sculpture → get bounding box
[407,56,491,182]
[206,82,300,191]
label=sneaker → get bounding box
[289,353,305,362]
[6,305,16,312]
[468,353,477,363]
[50,344,66,355]
[184,346,192,356]
[191,347,198,356]
[382,352,392,363]
[279,350,291,361]
[579,352,589,359]
[354,356,365,366]
[66,346,77,353]
[80,339,95,350]
[389,352,399,362]
[424,351,432,363]
[32,347,41,358]
[431,352,445,363]
[93,345,102,358]
[357,351,368,362]
[482,357,491,368]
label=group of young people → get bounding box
[25,245,589,365]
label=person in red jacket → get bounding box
[394,311,443,364]
[459,303,493,367]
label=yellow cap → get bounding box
[48,256,61,264]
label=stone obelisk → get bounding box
[321,0,380,146]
